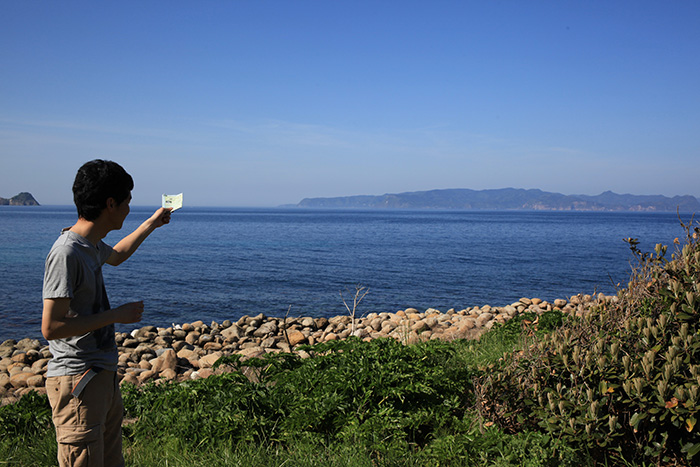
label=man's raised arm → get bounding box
[107,208,171,266]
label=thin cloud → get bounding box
[0,117,185,142]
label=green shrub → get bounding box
[478,221,700,466]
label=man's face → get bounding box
[113,193,132,229]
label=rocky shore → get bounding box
[1,293,615,405]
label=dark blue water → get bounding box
[0,206,692,342]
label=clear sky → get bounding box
[1,1,698,207]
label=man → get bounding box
[42,159,171,467]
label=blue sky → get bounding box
[1,1,698,207]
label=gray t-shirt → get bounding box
[43,230,118,376]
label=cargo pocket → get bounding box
[55,424,102,467]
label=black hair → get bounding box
[72,160,134,221]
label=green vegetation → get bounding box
[0,315,578,466]
[2,221,698,466]
[0,390,56,465]
[480,222,700,466]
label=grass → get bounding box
[1,311,584,466]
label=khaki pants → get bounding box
[46,370,124,467]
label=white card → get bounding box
[162,193,183,211]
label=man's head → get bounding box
[73,160,134,221]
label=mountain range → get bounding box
[296,188,700,212]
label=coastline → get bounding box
[0,293,614,405]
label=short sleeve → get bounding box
[43,245,79,300]
[98,241,114,266]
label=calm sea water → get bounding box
[0,206,692,342]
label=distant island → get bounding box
[0,192,40,206]
[296,188,700,212]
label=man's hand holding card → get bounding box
[162,193,183,211]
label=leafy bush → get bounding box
[478,221,700,466]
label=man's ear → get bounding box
[106,197,117,210]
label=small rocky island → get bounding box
[0,192,39,206]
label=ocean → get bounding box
[0,206,692,343]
